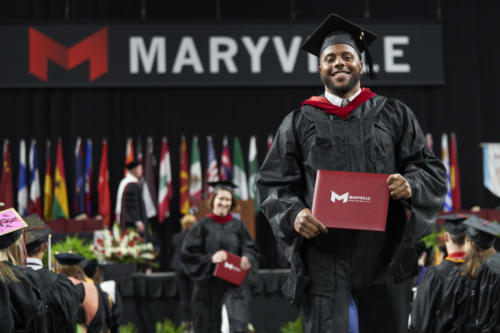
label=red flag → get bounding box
[97,140,111,225]
[0,140,14,208]
[267,134,273,153]
[179,136,190,215]
[124,138,134,176]
[450,133,461,210]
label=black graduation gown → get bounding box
[87,283,113,333]
[257,94,447,333]
[24,267,85,333]
[476,253,500,332]
[181,216,259,333]
[440,267,480,333]
[0,279,14,333]
[411,259,464,333]
[3,261,48,333]
[121,182,147,230]
[171,229,193,321]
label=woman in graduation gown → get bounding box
[475,251,500,331]
[0,217,48,333]
[439,215,499,332]
[181,181,259,333]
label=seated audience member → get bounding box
[171,214,197,332]
[411,214,467,333]
[24,214,85,333]
[439,215,499,332]
[475,242,500,330]
[0,209,47,332]
[55,252,110,333]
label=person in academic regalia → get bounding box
[55,252,111,333]
[115,160,147,235]
[411,214,468,333]
[171,214,197,332]
[23,214,85,333]
[0,208,48,333]
[475,251,500,332]
[181,181,259,333]
[439,215,499,333]
[256,13,447,333]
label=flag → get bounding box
[84,139,93,215]
[158,138,172,222]
[441,134,452,212]
[232,137,248,200]
[248,136,259,211]
[220,136,232,181]
[52,139,69,219]
[179,136,190,215]
[28,139,42,216]
[17,140,28,216]
[143,137,157,218]
[425,133,433,151]
[267,134,273,153]
[124,138,134,176]
[74,137,85,214]
[482,143,500,198]
[97,139,111,225]
[189,136,203,210]
[136,137,144,164]
[43,140,53,220]
[0,140,14,208]
[450,133,461,210]
[205,136,219,197]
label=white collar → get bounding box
[324,88,362,107]
[125,172,139,183]
[27,257,44,270]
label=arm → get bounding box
[180,221,214,281]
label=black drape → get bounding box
[1,0,500,269]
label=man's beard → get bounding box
[320,70,361,96]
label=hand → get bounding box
[387,174,412,200]
[293,208,328,239]
[135,221,145,233]
[211,250,228,264]
[240,256,251,270]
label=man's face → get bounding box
[318,44,363,97]
[131,164,143,179]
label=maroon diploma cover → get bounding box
[312,170,390,231]
[213,251,248,285]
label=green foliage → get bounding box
[48,235,94,265]
[118,323,138,333]
[419,226,444,249]
[155,318,185,333]
[280,317,302,333]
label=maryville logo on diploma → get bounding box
[313,170,389,231]
[330,191,372,204]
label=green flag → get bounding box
[232,137,248,200]
[248,136,259,211]
[189,136,202,208]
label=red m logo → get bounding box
[29,27,108,82]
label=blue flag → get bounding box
[74,138,85,214]
[84,139,93,215]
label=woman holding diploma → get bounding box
[181,181,259,333]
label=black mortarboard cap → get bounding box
[439,214,469,235]
[207,180,238,192]
[80,258,98,278]
[125,159,141,170]
[463,215,500,249]
[0,208,28,250]
[24,214,51,252]
[301,13,378,79]
[54,252,86,266]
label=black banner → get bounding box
[0,22,444,87]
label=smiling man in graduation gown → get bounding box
[411,214,468,333]
[256,13,447,333]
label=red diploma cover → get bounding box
[312,170,390,231]
[213,251,248,286]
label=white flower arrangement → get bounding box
[92,223,155,264]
